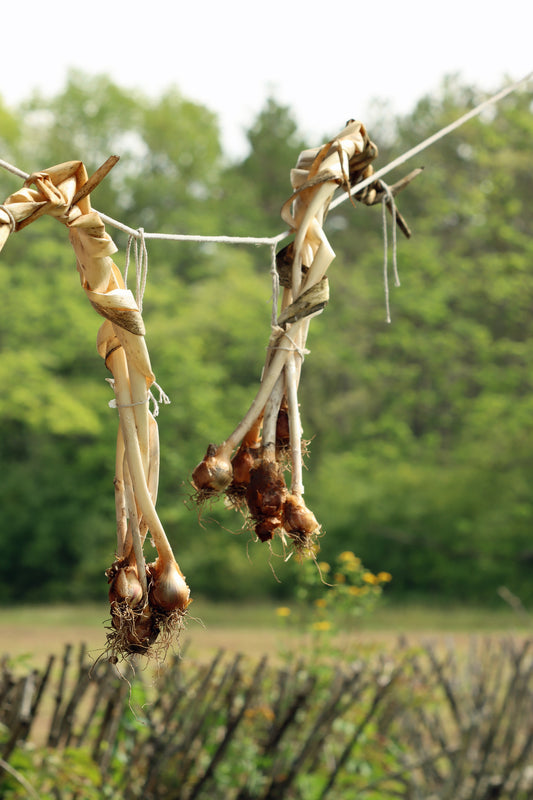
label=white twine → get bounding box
[125,228,149,312]
[105,378,170,417]
[328,71,533,213]
[274,333,310,361]
[270,242,280,329]
[1,70,530,332]
[381,182,400,324]
[1,71,530,247]
[149,381,171,418]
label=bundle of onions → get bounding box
[0,159,190,660]
[192,120,418,559]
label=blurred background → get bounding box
[0,65,532,615]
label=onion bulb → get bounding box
[108,564,143,608]
[246,461,287,519]
[192,443,233,494]
[149,557,191,613]
[231,444,259,488]
[255,516,281,542]
[276,402,290,449]
[282,493,319,539]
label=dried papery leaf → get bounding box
[277,277,329,327]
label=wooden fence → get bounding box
[2,637,533,798]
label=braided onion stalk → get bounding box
[193,121,380,559]
[0,160,190,660]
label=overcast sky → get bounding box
[2,0,532,158]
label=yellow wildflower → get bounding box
[344,560,362,572]
[377,572,392,582]
[318,562,331,574]
[334,573,346,583]
[348,586,363,596]
[276,606,291,617]
[339,551,358,562]
[363,572,379,585]
[314,598,327,608]
[312,621,332,632]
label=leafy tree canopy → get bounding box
[0,72,532,605]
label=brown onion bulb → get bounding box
[231,444,259,488]
[192,443,233,494]
[282,494,319,538]
[149,557,191,613]
[255,516,282,542]
[276,402,290,449]
[109,565,143,608]
[246,461,287,519]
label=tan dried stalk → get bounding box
[0,160,189,660]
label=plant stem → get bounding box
[285,351,303,496]
[108,346,175,567]
[222,319,306,454]
[114,424,128,558]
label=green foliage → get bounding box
[0,71,532,606]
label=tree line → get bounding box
[0,70,532,606]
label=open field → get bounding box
[1,599,532,668]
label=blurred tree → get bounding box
[0,73,533,605]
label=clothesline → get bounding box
[0,71,531,249]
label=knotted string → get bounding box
[381,182,401,324]
[125,228,149,312]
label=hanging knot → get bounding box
[271,332,310,362]
[381,181,401,324]
[125,228,149,312]
[149,381,171,418]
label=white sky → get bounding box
[1,0,532,158]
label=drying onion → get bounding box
[192,443,233,495]
[109,564,144,608]
[246,460,287,520]
[282,493,320,539]
[148,557,191,613]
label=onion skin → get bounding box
[282,494,319,538]
[230,444,259,488]
[192,443,233,494]
[148,557,191,613]
[255,517,281,542]
[276,403,290,449]
[109,565,144,608]
[246,461,287,519]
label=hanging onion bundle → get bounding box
[192,120,417,559]
[0,159,190,660]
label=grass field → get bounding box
[1,597,532,668]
